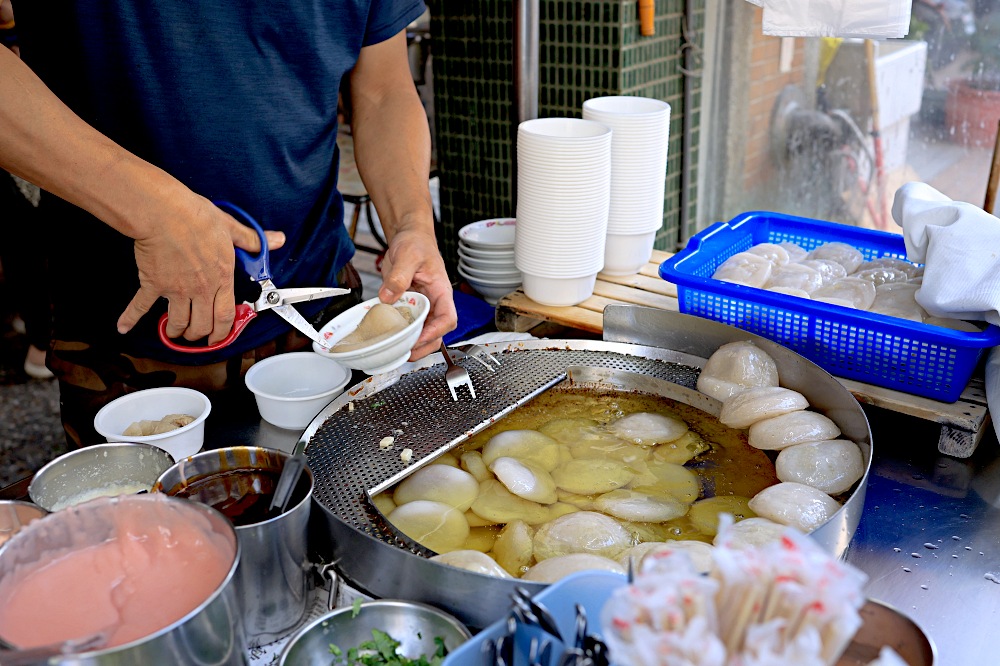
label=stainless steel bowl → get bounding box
[0,500,47,551]
[279,600,471,665]
[28,442,175,512]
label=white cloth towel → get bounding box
[749,0,912,38]
[893,181,1000,441]
[892,181,1000,327]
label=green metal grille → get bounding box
[430,0,705,275]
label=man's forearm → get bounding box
[348,34,435,241]
[0,46,186,240]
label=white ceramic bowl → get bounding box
[93,387,211,460]
[313,292,430,375]
[457,260,521,282]
[458,218,516,249]
[457,242,514,260]
[521,272,598,307]
[244,352,351,430]
[456,264,522,305]
[456,248,516,268]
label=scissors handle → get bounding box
[157,304,258,353]
[215,200,272,284]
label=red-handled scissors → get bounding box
[158,201,350,353]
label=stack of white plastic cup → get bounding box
[582,96,671,276]
[515,118,612,306]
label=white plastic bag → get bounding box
[747,0,913,38]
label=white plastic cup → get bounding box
[602,230,657,276]
[583,96,670,236]
[521,272,598,307]
[244,353,351,430]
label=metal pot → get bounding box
[154,446,314,647]
[304,310,872,630]
[0,500,47,551]
[279,600,471,665]
[28,442,175,512]
[0,494,245,665]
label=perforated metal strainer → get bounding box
[304,341,705,545]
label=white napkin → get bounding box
[892,181,1000,443]
[749,0,912,38]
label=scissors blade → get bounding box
[273,287,351,305]
[271,304,327,347]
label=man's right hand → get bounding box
[117,196,285,345]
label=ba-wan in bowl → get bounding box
[279,600,471,666]
[313,292,430,375]
[93,387,211,460]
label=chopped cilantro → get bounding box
[351,598,363,618]
[328,628,449,666]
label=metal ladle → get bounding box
[268,439,306,516]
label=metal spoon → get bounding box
[268,439,306,516]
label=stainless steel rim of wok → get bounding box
[301,335,872,630]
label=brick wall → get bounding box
[742,8,807,191]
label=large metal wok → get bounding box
[302,308,872,630]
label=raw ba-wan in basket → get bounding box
[660,211,1000,402]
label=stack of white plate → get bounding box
[515,117,612,306]
[457,218,519,305]
[582,96,670,276]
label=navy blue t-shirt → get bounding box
[14,0,425,364]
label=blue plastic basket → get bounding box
[659,211,1000,402]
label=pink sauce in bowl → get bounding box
[0,493,237,650]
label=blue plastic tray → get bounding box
[442,570,627,666]
[659,211,1000,402]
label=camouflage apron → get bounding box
[48,263,364,448]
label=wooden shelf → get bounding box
[495,250,991,458]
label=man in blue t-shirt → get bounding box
[0,0,456,446]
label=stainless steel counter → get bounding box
[845,404,1000,666]
[5,367,997,665]
[217,370,1000,666]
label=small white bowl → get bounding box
[458,260,522,282]
[457,248,517,269]
[244,353,351,430]
[93,387,211,460]
[457,242,515,260]
[458,218,516,249]
[521,272,598,306]
[313,292,430,375]
[456,264,522,305]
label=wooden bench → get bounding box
[496,250,992,458]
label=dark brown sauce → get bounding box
[168,469,279,527]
